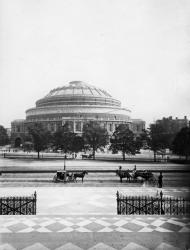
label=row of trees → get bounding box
[27,122,109,159]
[148,123,190,161]
[109,124,190,161]
[1,121,190,161]
[26,122,190,161]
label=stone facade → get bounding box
[155,116,189,133]
[11,81,145,147]
[131,119,146,137]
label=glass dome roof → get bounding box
[45,81,112,98]
[26,81,131,121]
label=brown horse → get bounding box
[116,170,132,183]
[73,171,88,183]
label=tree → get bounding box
[71,136,84,154]
[54,123,85,154]
[152,117,184,149]
[135,129,150,150]
[172,127,190,161]
[110,124,139,161]
[148,124,170,162]
[82,121,109,159]
[53,123,76,154]
[0,125,9,146]
[27,123,52,159]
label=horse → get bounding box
[116,170,132,183]
[73,171,88,183]
[133,170,156,184]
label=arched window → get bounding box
[15,137,22,147]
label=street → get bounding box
[0,157,190,249]
[0,158,190,188]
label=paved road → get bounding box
[1,157,190,169]
[1,173,190,188]
[1,158,190,188]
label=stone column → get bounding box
[73,120,76,133]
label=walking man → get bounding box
[158,172,163,188]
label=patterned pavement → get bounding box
[1,215,190,233]
[0,215,190,250]
[1,187,190,249]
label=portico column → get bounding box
[73,120,76,133]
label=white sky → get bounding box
[0,0,190,128]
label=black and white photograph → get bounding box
[0,0,190,249]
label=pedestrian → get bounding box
[158,172,163,188]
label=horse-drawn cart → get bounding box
[53,170,75,183]
[53,170,88,183]
[116,169,157,185]
[82,154,93,159]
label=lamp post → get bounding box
[64,155,67,182]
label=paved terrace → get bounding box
[0,186,190,249]
[1,215,190,250]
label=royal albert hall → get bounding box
[11,81,145,147]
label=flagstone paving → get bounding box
[1,187,190,249]
[0,215,190,250]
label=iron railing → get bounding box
[0,191,37,215]
[116,191,190,215]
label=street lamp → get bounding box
[64,155,67,182]
[64,155,66,170]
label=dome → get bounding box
[35,81,121,108]
[45,81,112,98]
[26,81,131,124]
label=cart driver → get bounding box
[132,165,137,178]
[118,165,122,174]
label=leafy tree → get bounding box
[23,141,33,152]
[135,129,150,150]
[110,124,139,161]
[27,123,52,159]
[82,121,109,159]
[53,123,76,153]
[172,127,190,161]
[148,123,173,162]
[54,123,85,154]
[149,124,165,162]
[0,125,9,146]
[154,118,183,149]
[71,136,84,153]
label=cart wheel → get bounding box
[53,176,57,183]
[149,177,157,186]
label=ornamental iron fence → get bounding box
[116,191,190,215]
[0,192,37,215]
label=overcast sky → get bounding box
[0,0,190,128]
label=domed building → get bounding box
[11,81,145,147]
